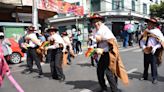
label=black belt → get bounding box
[53,48,62,51]
[28,47,38,49]
[103,52,109,54]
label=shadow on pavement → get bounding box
[42,72,51,78]
[128,71,142,80]
[21,69,38,74]
[128,71,164,82]
[18,64,27,67]
[76,63,94,67]
[65,80,98,91]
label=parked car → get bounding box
[5,38,24,64]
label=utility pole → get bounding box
[32,0,38,30]
[75,2,78,30]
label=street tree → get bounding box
[150,2,164,18]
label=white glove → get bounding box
[151,47,157,54]
[96,48,104,55]
[142,45,146,50]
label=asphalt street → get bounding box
[1,43,164,92]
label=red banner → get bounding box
[21,0,84,16]
[67,5,84,16]
[74,6,84,16]
[22,0,58,12]
[63,2,71,13]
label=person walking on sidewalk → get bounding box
[139,18,164,84]
[45,27,66,81]
[87,30,98,67]
[77,29,83,55]
[89,13,129,92]
[62,31,74,65]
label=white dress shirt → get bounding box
[48,33,66,52]
[95,24,116,52]
[27,33,41,48]
[140,28,162,50]
[63,36,72,50]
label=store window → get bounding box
[143,3,147,14]
[91,0,100,12]
[132,0,135,11]
[112,0,124,10]
[72,2,80,6]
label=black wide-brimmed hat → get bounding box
[145,17,158,24]
[0,26,3,32]
[89,13,104,23]
[27,26,36,31]
[47,27,58,32]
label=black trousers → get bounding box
[76,41,82,53]
[27,48,43,75]
[46,49,52,63]
[97,52,118,92]
[50,48,65,79]
[143,53,158,80]
[66,46,71,63]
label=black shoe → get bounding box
[52,76,59,80]
[116,89,122,92]
[98,89,107,92]
[91,64,95,67]
[25,70,33,74]
[152,79,158,84]
[67,62,71,65]
[38,74,44,78]
[59,76,65,82]
[139,77,148,81]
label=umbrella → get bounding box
[127,25,135,33]
[124,24,133,31]
[124,24,138,33]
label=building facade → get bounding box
[48,0,162,41]
[0,0,58,41]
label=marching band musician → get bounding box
[45,27,66,81]
[139,18,164,84]
[24,26,43,78]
